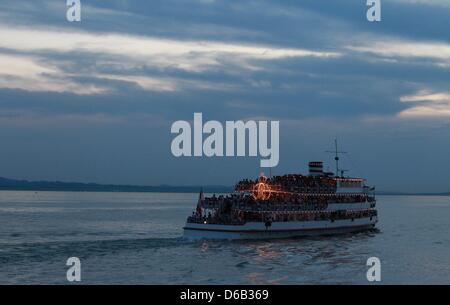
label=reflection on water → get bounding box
[0,191,449,284]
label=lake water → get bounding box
[0,191,448,284]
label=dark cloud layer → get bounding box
[0,0,449,192]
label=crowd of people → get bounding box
[235,174,337,194]
[202,192,373,209]
[187,174,376,225]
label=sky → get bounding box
[0,0,449,192]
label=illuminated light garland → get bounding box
[252,182,272,200]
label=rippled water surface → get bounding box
[0,191,449,284]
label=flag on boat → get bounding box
[196,189,204,216]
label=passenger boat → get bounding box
[183,141,377,240]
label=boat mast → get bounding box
[326,139,347,177]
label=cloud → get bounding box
[0,54,107,94]
[0,25,340,94]
[400,90,450,103]
[391,0,450,9]
[97,73,243,92]
[0,25,339,63]
[399,90,450,118]
[0,109,167,128]
[0,0,449,191]
[97,74,178,92]
[346,38,450,69]
[0,110,123,127]
[0,26,340,67]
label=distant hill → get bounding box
[0,177,232,193]
[0,177,448,195]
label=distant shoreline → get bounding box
[0,177,448,196]
[0,177,232,194]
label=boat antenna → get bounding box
[326,139,347,177]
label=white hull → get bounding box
[183,216,377,240]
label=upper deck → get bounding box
[335,177,367,194]
[235,175,371,196]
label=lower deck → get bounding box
[183,215,377,240]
